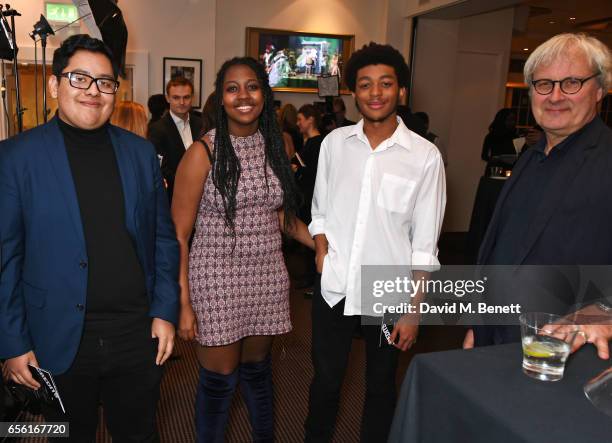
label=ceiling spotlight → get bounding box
[569,17,576,20]
[523,48,529,51]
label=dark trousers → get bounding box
[305,277,399,443]
[43,322,163,443]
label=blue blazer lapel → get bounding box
[108,126,139,237]
[43,118,85,245]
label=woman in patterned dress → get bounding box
[172,57,314,442]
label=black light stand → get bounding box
[0,4,22,133]
[30,15,54,123]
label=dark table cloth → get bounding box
[389,344,612,443]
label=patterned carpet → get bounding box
[17,290,368,443]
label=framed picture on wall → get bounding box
[162,57,203,108]
[245,27,354,93]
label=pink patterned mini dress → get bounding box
[188,129,292,346]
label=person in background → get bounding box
[415,111,447,166]
[148,77,203,202]
[280,103,303,155]
[0,34,178,442]
[111,100,148,138]
[414,111,438,145]
[295,104,323,225]
[396,105,428,138]
[200,92,217,136]
[332,96,355,127]
[293,104,324,291]
[147,93,168,130]
[519,124,545,155]
[172,56,314,442]
[481,108,518,161]
[320,112,337,137]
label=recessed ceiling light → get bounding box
[549,20,555,24]
[523,48,529,51]
[569,17,576,20]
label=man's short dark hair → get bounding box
[52,34,118,78]
[414,111,429,125]
[165,77,194,95]
[344,42,410,92]
[147,93,169,121]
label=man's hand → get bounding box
[547,305,612,360]
[315,252,326,274]
[313,234,328,274]
[2,351,41,390]
[178,304,198,341]
[389,313,419,351]
[463,328,475,349]
[151,318,175,365]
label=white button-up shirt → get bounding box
[309,118,446,316]
[170,110,193,149]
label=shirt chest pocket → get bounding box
[376,174,416,214]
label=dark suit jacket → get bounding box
[0,118,180,374]
[474,117,612,345]
[148,112,203,200]
[478,116,612,267]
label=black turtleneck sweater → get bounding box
[58,117,149,338]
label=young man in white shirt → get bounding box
[304,42,446,442]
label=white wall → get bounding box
[215,0,389,121]
[119,0,215,107]
[386,0,414,71]
[7,0,215,109]
[412,8,514,232]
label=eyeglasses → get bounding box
[58,72,120,94]
[531,73,598,95]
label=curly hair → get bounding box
[212,56,300,236]
[344,42,410,92]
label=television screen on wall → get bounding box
[246,27,354,93]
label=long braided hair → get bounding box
[211,56,300,236]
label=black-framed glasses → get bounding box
[531,73,598,95]
[58,72,120,94]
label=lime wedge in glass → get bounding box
[523,341,557,358]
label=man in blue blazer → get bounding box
[463,33,612,348]
[0,35,179,441]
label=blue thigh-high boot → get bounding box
[240,355,274,442]
[195,366,239,443]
